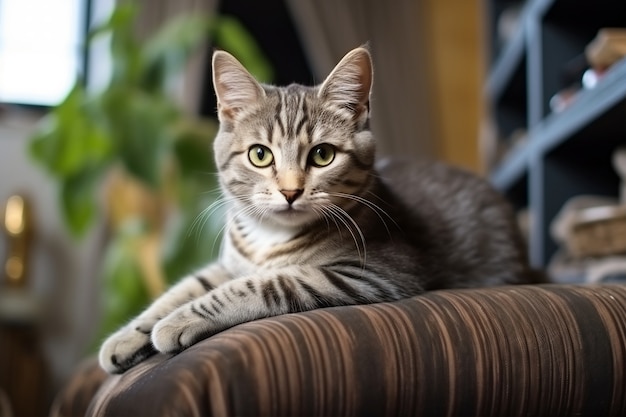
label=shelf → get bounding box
[485,0,554,99]
[532,58,626,155]
[486,0,626,269]
[489,57,626,192]
[489,141,529,192]
[485,18,525,99]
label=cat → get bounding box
[99,46,538,374]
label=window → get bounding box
[0,0,86,106]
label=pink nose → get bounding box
[280,189,303,204]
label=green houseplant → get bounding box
[28,3,272,343]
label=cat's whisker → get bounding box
[227,199,258,226]
[188,170,221,180]
[255,205,272,225]
[330,191,393,221]
[312,206,332,232]
[200,186,224,196]
[363,189,395,211]
[319,204,344,240]
[211,205,244,256]
[191,195,232,225]
[325,206,350,248]
[189,194,253,253]
[327,203,367,268]
[188,196,235,242]
[335,205,367,268]
[329,191,399,238]
[188,204,216,240]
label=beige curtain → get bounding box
[286,0,437,159]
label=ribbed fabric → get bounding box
[53,284,626,417]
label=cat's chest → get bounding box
[223,218,327,270]
[241,222,295,249]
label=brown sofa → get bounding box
[51,284,626,416]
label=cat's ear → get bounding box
[212,50,265,121]
[318,46,373,120]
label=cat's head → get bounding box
[212,46,375,228]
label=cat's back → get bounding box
[374,157,533,289]
[376,157,506,220]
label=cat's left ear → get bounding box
[212,50,265,122]
[318,46,373,122]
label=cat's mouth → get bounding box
[270,204,316,224]
[274,205,302,215]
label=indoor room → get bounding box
[1,0,625,415]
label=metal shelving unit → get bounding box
[485,0,626,269]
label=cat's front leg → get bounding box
[152,264,400,353]
[98,263,231,373]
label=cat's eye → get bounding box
[248,145,274,168]
[309,144,336,167]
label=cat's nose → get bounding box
[280,189,303,205]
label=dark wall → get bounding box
[200,0,313,118]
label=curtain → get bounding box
[285,0,437,159]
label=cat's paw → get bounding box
[151,305,214,354]
[98,325,156,374]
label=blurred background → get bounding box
[1,0,625,415]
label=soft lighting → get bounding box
[5,195,25,235]
[5,255,23,282]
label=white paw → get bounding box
[98,325,155,374]
[151,305,214,354]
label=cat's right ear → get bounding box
[318,46,373,121]
[212,50,265,122]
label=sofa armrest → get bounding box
[53,284,626,416]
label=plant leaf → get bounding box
[100,88,178,188]
[29,85,114,178]
[142,14,214,91]
[88,2,136,43]
[172,120,216,178]
[162,200,223,284]
[97,220,151,343]
[106,4,143,86]
[60,169,101,236]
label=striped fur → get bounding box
[99,47,537,374]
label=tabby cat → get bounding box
[99,46,537,374]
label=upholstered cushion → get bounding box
[53,284,626,416]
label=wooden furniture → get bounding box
[51,284,626,416]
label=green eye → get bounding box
[309,144,336,167]
[248,145,274,167]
